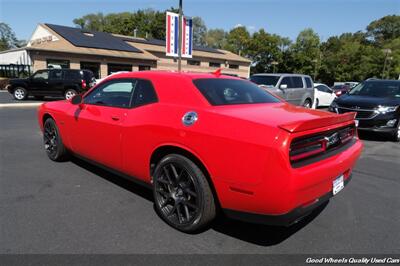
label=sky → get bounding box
[0,0,399,42]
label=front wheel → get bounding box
[153,154,216,233]
[13,87,27,100]
[43,118,69,161]
[391,122,400,142]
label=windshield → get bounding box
[193,78,281,106]
[250,75,280,87]
[348,81,400,98]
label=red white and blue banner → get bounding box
[166,12,193,58]
[181,16,193,58]
[166,12,179,57]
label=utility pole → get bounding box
[178,0,183,72]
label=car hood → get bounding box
[336,94,400,109]
[213,102,355,133]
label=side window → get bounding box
[316,85,326,92]
[132,79,158,107]
[64,70,81,80]
[292,77,304,88]
[32,70,49,80]
[280,77,293,88]
[84,79,135,108]
[305,77,312,88]
[324,85,333,93]
[49,70,63,80]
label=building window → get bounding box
[209,62,221,68]
[187,60,200,66]
[47,59,70,69]
[139,65,151,71]
[80,61,100,79]
[107,63,132,75]
[229,64,239,69]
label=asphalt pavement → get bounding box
[0,103,399,254]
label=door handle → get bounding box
[111,116,120,121]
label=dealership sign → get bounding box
[166,11,193,58]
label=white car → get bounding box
[314,83,336,108]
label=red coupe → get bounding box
[37,71,363,232]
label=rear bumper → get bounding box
[224,175,352,226]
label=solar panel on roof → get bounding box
[119,36,224,54]
[45,24,142,53]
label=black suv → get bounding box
[7,69,95,100]
[329,79,400,141]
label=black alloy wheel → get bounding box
[153,154,216,232]
[43,118,69,161]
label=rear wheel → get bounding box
[13,87,27,100]
[303,99,312,108]
[153,154,216,233]
[315,99,319,108]
[64,89,77,100]
[43,118,69,161]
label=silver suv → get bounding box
[250,73,314,108]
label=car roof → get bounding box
[102,70,243,107]
[107,70,241,81]
[251,73,311,77]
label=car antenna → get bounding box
[213,68,222,77]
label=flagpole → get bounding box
[178,0,183,72]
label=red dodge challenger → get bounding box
[37,71,363,232]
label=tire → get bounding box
[315,99,319,108]
[303,98,312,108]
[153,154,216,233]
[13,87,27,100]
[64,89,77,100]
[43,118,69,161]
[391,121,400,142]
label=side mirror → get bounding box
[71,94,83,105]
[280,84,288,90]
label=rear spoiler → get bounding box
[278,112,356,133]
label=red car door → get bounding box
[67,79,136,170]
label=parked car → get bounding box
[38,71,362,232]
[7,69,95,100]
[332,84,351,97]
[314,83,336,108]
[329,79,400,141]
[250,73,314,108]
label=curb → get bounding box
[0,103,43,108]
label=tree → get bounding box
[247,29,283,73]
[0,23,20,51]
[224,26,251,56]
[205,29,227,49]
[290,28,320,77]
[192,16,207,46]
[367,15,400,44]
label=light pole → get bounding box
[178,0,183,72]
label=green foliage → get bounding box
[224,26,251,56]
[0,22,21,51]
[205,29,227,49]
[192,17,207,46]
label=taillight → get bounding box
[81,79,87,89]
[290,126,355,163]
[290,136,327,162]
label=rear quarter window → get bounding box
[305,77,312,88]
[193,78,281,106]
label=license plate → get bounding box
[333,175,344,195]
[355,120,359,127]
